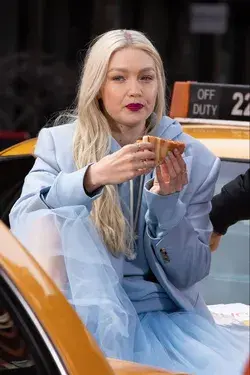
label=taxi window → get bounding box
[0,155,34,227]
[200,160,250,305]
[0,302,36,374]
[0,270,65,375]
[214,160,249,195]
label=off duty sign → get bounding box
[188,83,250,121]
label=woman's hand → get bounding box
[209,232,222,252]
[84,142,156,193]
[150,149,188,195]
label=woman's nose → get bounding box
[128,80,142,97]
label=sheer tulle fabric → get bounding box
[12,205,249,375]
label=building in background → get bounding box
[0,0,249,135]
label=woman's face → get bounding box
[100,47,158,129]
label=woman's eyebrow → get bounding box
[108,67,155,73]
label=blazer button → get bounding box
[160,248,170,263]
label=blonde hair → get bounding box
[73,29,166,258]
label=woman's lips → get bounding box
[126,103,144,111]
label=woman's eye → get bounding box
[112,76,125,81]
[141,75,154,81]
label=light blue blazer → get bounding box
[9,116,220,321]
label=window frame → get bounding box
[0,267,68,375]
[220,157,249,164]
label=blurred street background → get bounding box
[0,0,249,144]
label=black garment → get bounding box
[210,168,250,235]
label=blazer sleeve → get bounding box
[9,128,103,227]
[210,168,250,234]
[144,157,220,289]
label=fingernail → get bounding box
[168,151,173,157]
[174,148,179,155]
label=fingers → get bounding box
[134,167,153,177]
[125,142,155,154]
[135,158,156,170]
[210,232,222,252]
[122,143,156,165]
[158,163,176,194]
[154,150,188,194]
[165,153,178,178]
[155,165,165,185]
[173,149,188,186]
[166,151,188,185]
[160,157,180,192]
[181,170,188,186]
[130,143,156,170]
[173,148,186,170]
[120,143,188,188]
[135,150,156,161]
[168,150,182,175]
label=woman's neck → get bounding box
[111,122,146,147]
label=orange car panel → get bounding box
[194,138,249,160]
[109,359,185,374]
[182,123,250,140]
[244,358,250,375]
[0,138,36,156]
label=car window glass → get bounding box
[0,301,37,374]
[0,156,34,227]
[201,161,250,305]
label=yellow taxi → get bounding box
[0,81,249,374]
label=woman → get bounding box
[9,29,249,374]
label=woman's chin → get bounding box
[117,114,148,128]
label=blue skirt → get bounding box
[13,205,249,375]
[136,311,248,374]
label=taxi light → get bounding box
[170,81,250,122]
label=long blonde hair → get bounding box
[73,29,166,257]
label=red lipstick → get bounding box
[126,103,144,112]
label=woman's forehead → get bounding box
[108,47,155,72]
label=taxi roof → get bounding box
[176,118,249,161]
[0,123,249,161]
[0,137,37,156]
